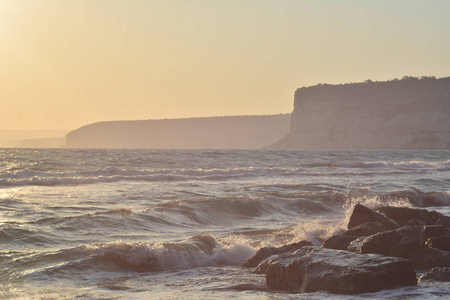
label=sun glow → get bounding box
[0,0,449,131]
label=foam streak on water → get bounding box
[0,149,449,299]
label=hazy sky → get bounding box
[1,0,449,130]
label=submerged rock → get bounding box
[419,267,450,282]
[322,234,358,250]
[348,204,399,231]
[377,206,450,227]
[264,246,417,294]
[348,226,421,258]
[242,240,312,268]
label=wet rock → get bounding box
[242,240,312,268]
[253,257,272,274]
[436,218,450,227]
[426,236,450,251]
[377,206,450,227]
[407,247,450,270]
[419,267,450,282]
[348,226,421,258]
[421,225,446,243]
[264,246,417,294]
[345,221,388,237]
[405,218,425,227]
[322,234,358,250]
[348,204,399,230]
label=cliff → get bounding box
[66,114,290,149]
[270,77,450,149]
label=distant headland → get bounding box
[270,76,450,150]
[65,114,290,149]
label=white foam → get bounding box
[341,195,411,227]
[338,159,450,170]
[288,217,342,246]
[72,234,255,272]
[287,194,414,246]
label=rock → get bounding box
[421,225,446,243]
[253,258,272,275]
[264,246,417,294]
[407,247,450,270]
[377,206,450,227]
[322,234,358,250]
[242,240,312,268]
[345,221,388,237]
[348,204,399,230]
[436,218,450,227]
[348,226,421,258]
[426,236,450,251]
[419,267,450,282]
[405,219,425,227]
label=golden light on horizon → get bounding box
[0,0,449,131]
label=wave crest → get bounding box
[41,234,254,274]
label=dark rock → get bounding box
[264,246,417,294]
[253,258,272,274]
[405,218,425,227]
[377,206,450,227]
[426,236,450,251]
[421,225,446,243]
[436,218,450,227]
[407,247,450,270]
[345,221,388,237]
[322,234,358,250]
[419,267,450,282]
[348,204,399,230]
[242,240,312,268]
[348,226,421,258]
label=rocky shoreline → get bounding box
[243,204,450,294]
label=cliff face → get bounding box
[66,114,290,149]
[271,77,450,149]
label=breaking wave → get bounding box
[31,234,254,275]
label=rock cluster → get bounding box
[245,204,450,295]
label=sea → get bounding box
[1,149,449,299]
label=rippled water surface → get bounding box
[1,149,449,299]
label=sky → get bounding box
[1,0,449,130]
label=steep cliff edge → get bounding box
[270,77,450,149]
[66,114,290,149]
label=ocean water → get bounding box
[1,149,449,299]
